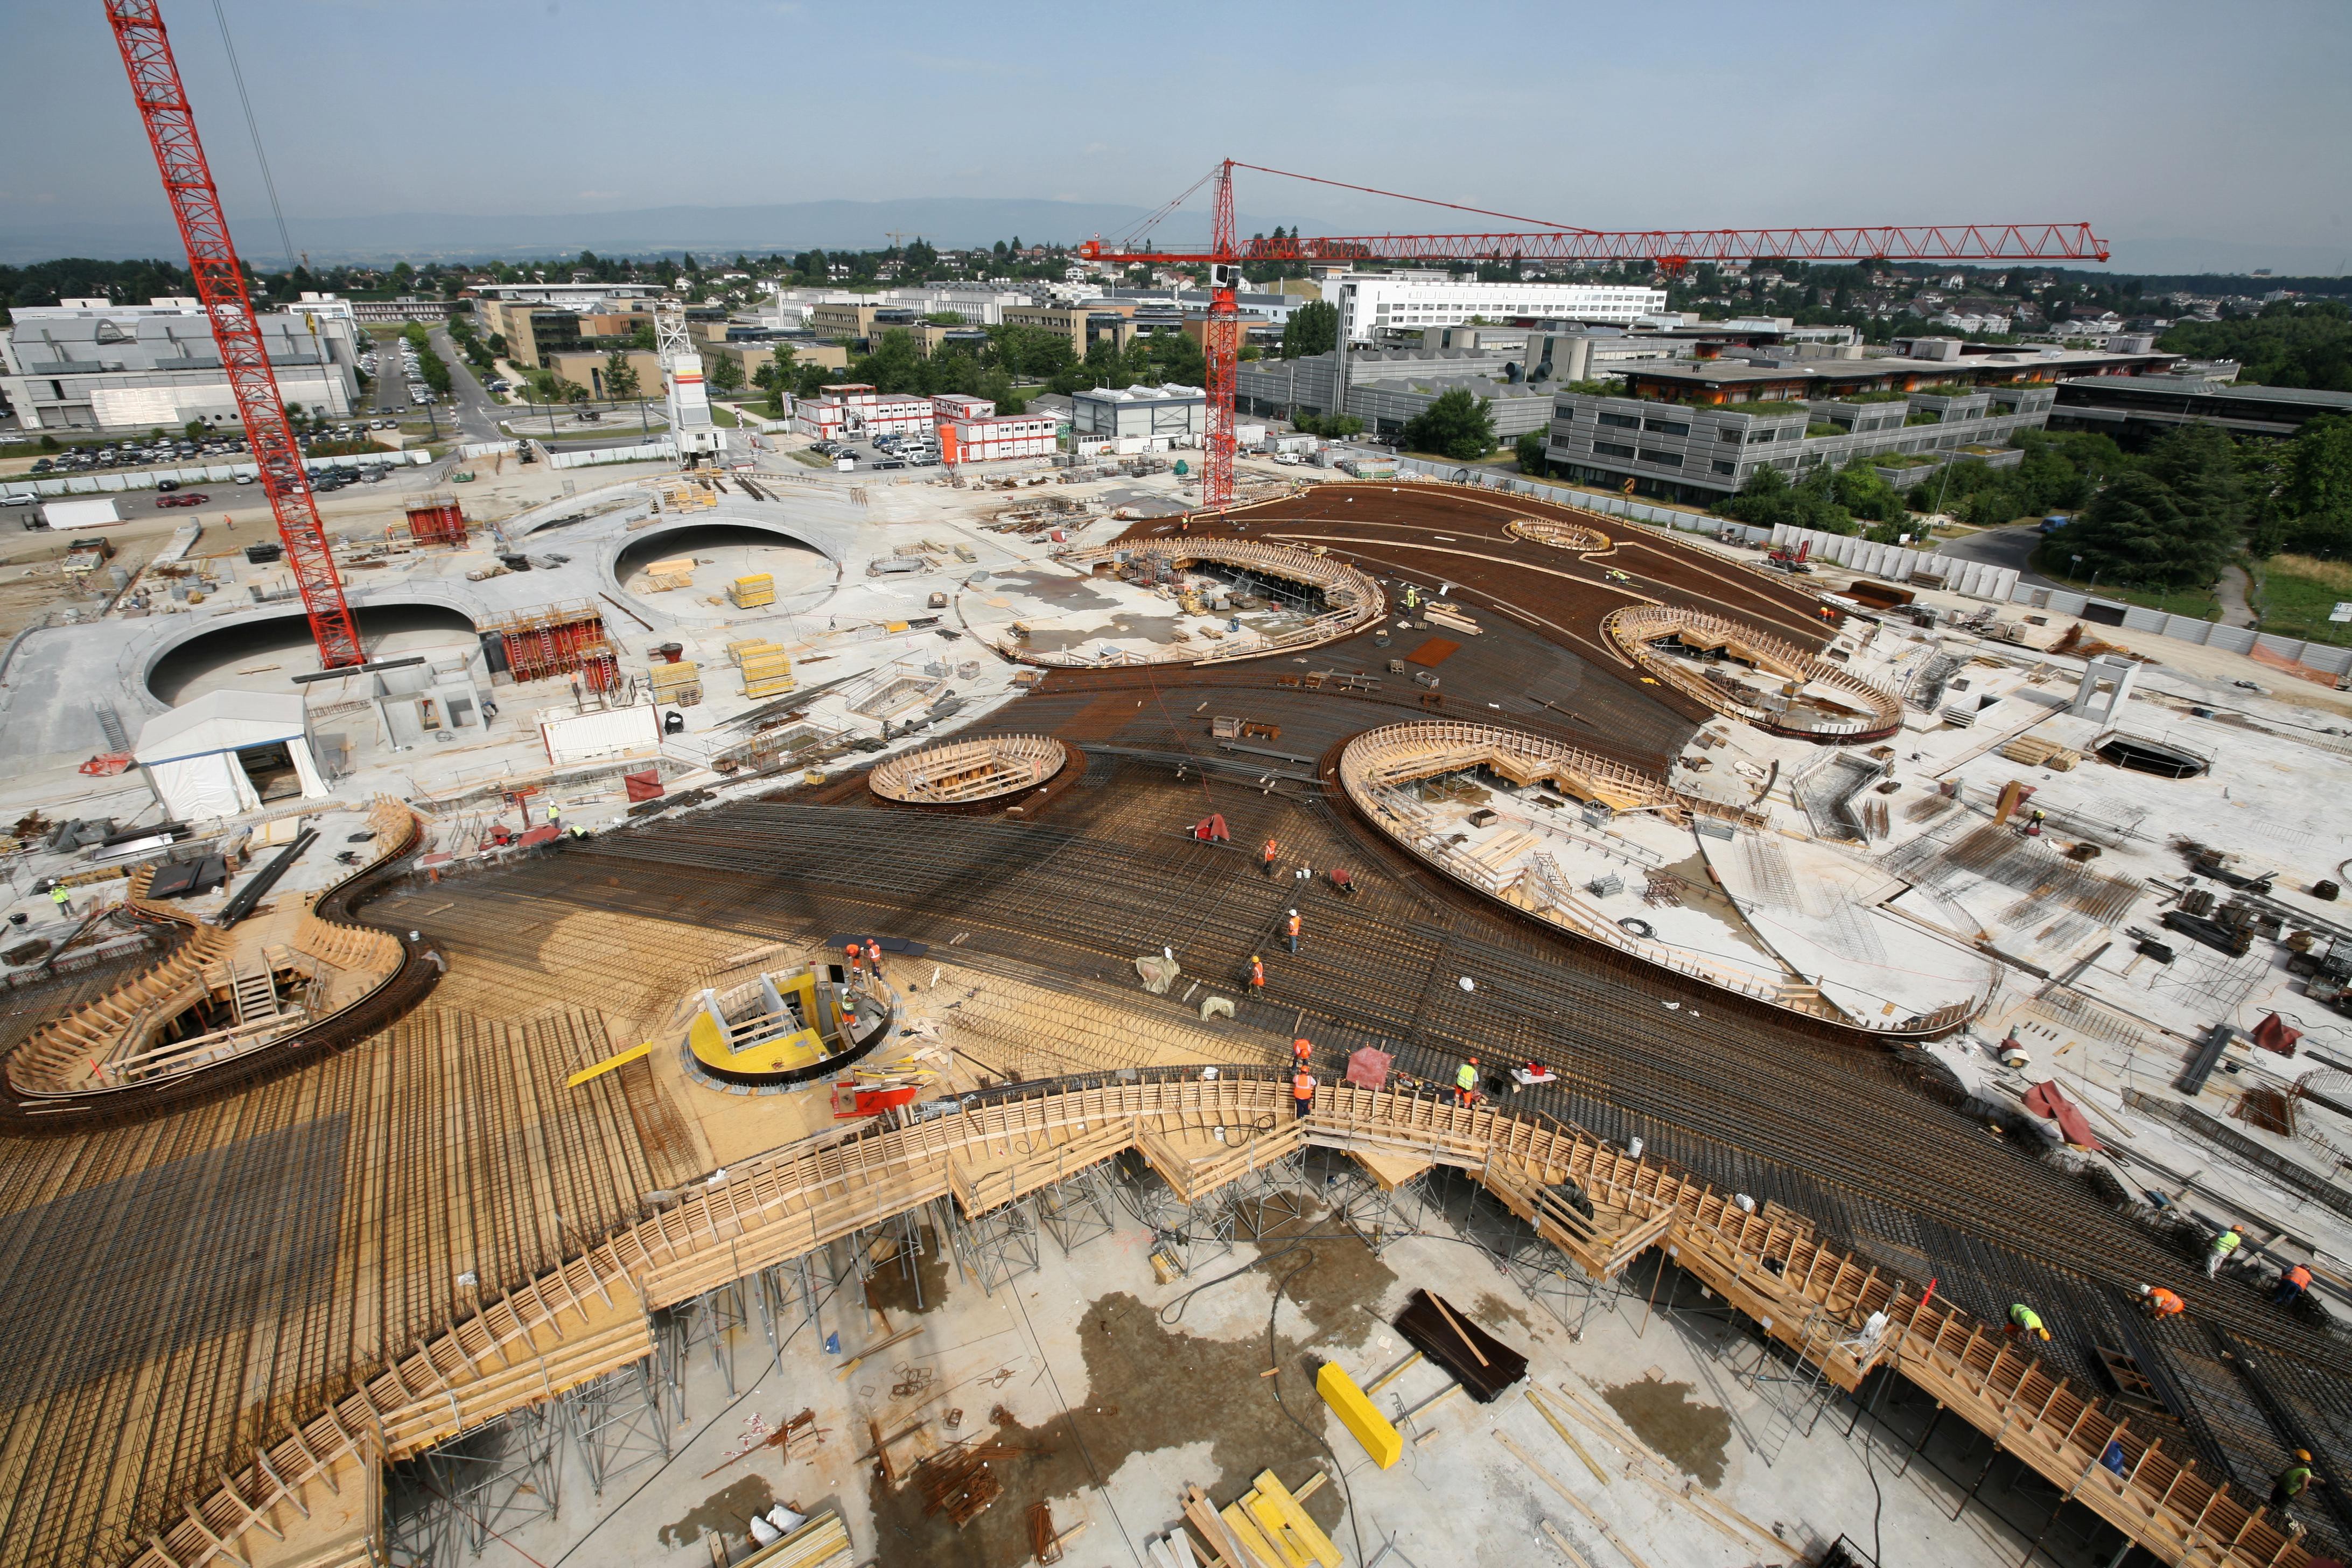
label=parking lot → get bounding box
[808,431,940,471]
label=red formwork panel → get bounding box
[406,498,468,547]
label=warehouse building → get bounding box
[0,297,362,431]
[1070,382,1205,450]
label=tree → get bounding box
[184,418,208,440]
[601,349,640,402]
[760,346,796,415]
[629,319,657,351]
[1293,412,1363,439]
[1402,388,1496,459]
[1830,457,1903,522]
[707,353,744,395]
[2145,423,2249,538]
[1716,464,1855,534]
[2066,472,2232,588]
[1280,300,1338,360]
[2281,413,2352,557]
[1515,431,1548,476]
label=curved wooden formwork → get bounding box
[1504,512,1613,553]
[121,1069,2316,1568]
[867,733,1073,807]
[1602,604,1902,742]
[996,538,1384,669]
[1336,722,1978,1037]
[2,797,434,1125]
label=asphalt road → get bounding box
[427,325,501,444]
[1934,521,2063,590]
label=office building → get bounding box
[1,297,362,431]
[2050,375,2352,440]
[1328,273,1668,344]
[1234,341,1583,443]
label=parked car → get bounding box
[157,492,209,508]
[157,478,181,492]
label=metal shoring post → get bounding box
[1243,1146,1313,1240]
[566,1354,670,1496]
[955,1194,1042,1296]
[1037,1160,1118,1257]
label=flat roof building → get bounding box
[2049,375,2352,439]
[0,298,361,431]
[1328,272,1668,344]
[1070,382,1206,449]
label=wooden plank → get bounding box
[1249,1472,1342,1568]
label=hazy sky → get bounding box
[5,0,2349,271]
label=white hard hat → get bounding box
[1289,908,1298,916]
[2137,1284,2151,1296]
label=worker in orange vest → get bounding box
[2274,1264,2314,1306]
[1292,1036,1313,1068]
[1291,1068,1316,1121]
[1262,838,1279,877]
[844,942,863,977]
[1248,954,1265,993]
[2138,1284,2186,1320]
[1285,907,1301,954]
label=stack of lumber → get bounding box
[729,573,776,608]
[642,555,697,591]
[1178,1472,1341,1568]
[727,640,796,698]
[647,659,703,706]
[1998,734,2080,770]
[1423,601,1481,635]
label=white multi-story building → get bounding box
[1330,273,1668,343]
[0,297,362,431]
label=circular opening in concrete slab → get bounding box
[613,523,831,620]
[146,604,481,706]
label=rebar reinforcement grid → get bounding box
[389,773,2352,1533]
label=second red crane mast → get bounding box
[106,0,364,670]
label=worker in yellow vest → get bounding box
[1455,1058,1478,1108]
[2208,1223,2246,1277]
[2007,1302,2050,1342]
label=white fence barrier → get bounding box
[1392,457,2350,678]
[545,439,676,470]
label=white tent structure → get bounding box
[134,689,330,822]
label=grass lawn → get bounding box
[2252,554,2352,647]
[705,402,742,429]
[786,447,834,469]
[2027,543,2220,619]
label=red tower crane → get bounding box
[106,1,364,669]
[1079,161,2111,513]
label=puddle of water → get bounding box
[1602,1373,1732,1489]
[657,1474,775,1551]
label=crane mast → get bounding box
[1084,160,2110,513]
[657,297,727,467]
[105,0,363,670]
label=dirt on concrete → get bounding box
[1602,1373,1733,1490]
[657,1474,776,1551]
[1471,1289,1537,1342]
[862,1215,1394,1568]
[860,1224,953,1318]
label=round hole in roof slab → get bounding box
[145,603,480,707]
[612,523,831,621]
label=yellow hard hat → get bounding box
[2038,1327,2051,1340]
[2298,1449,2313,1462]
